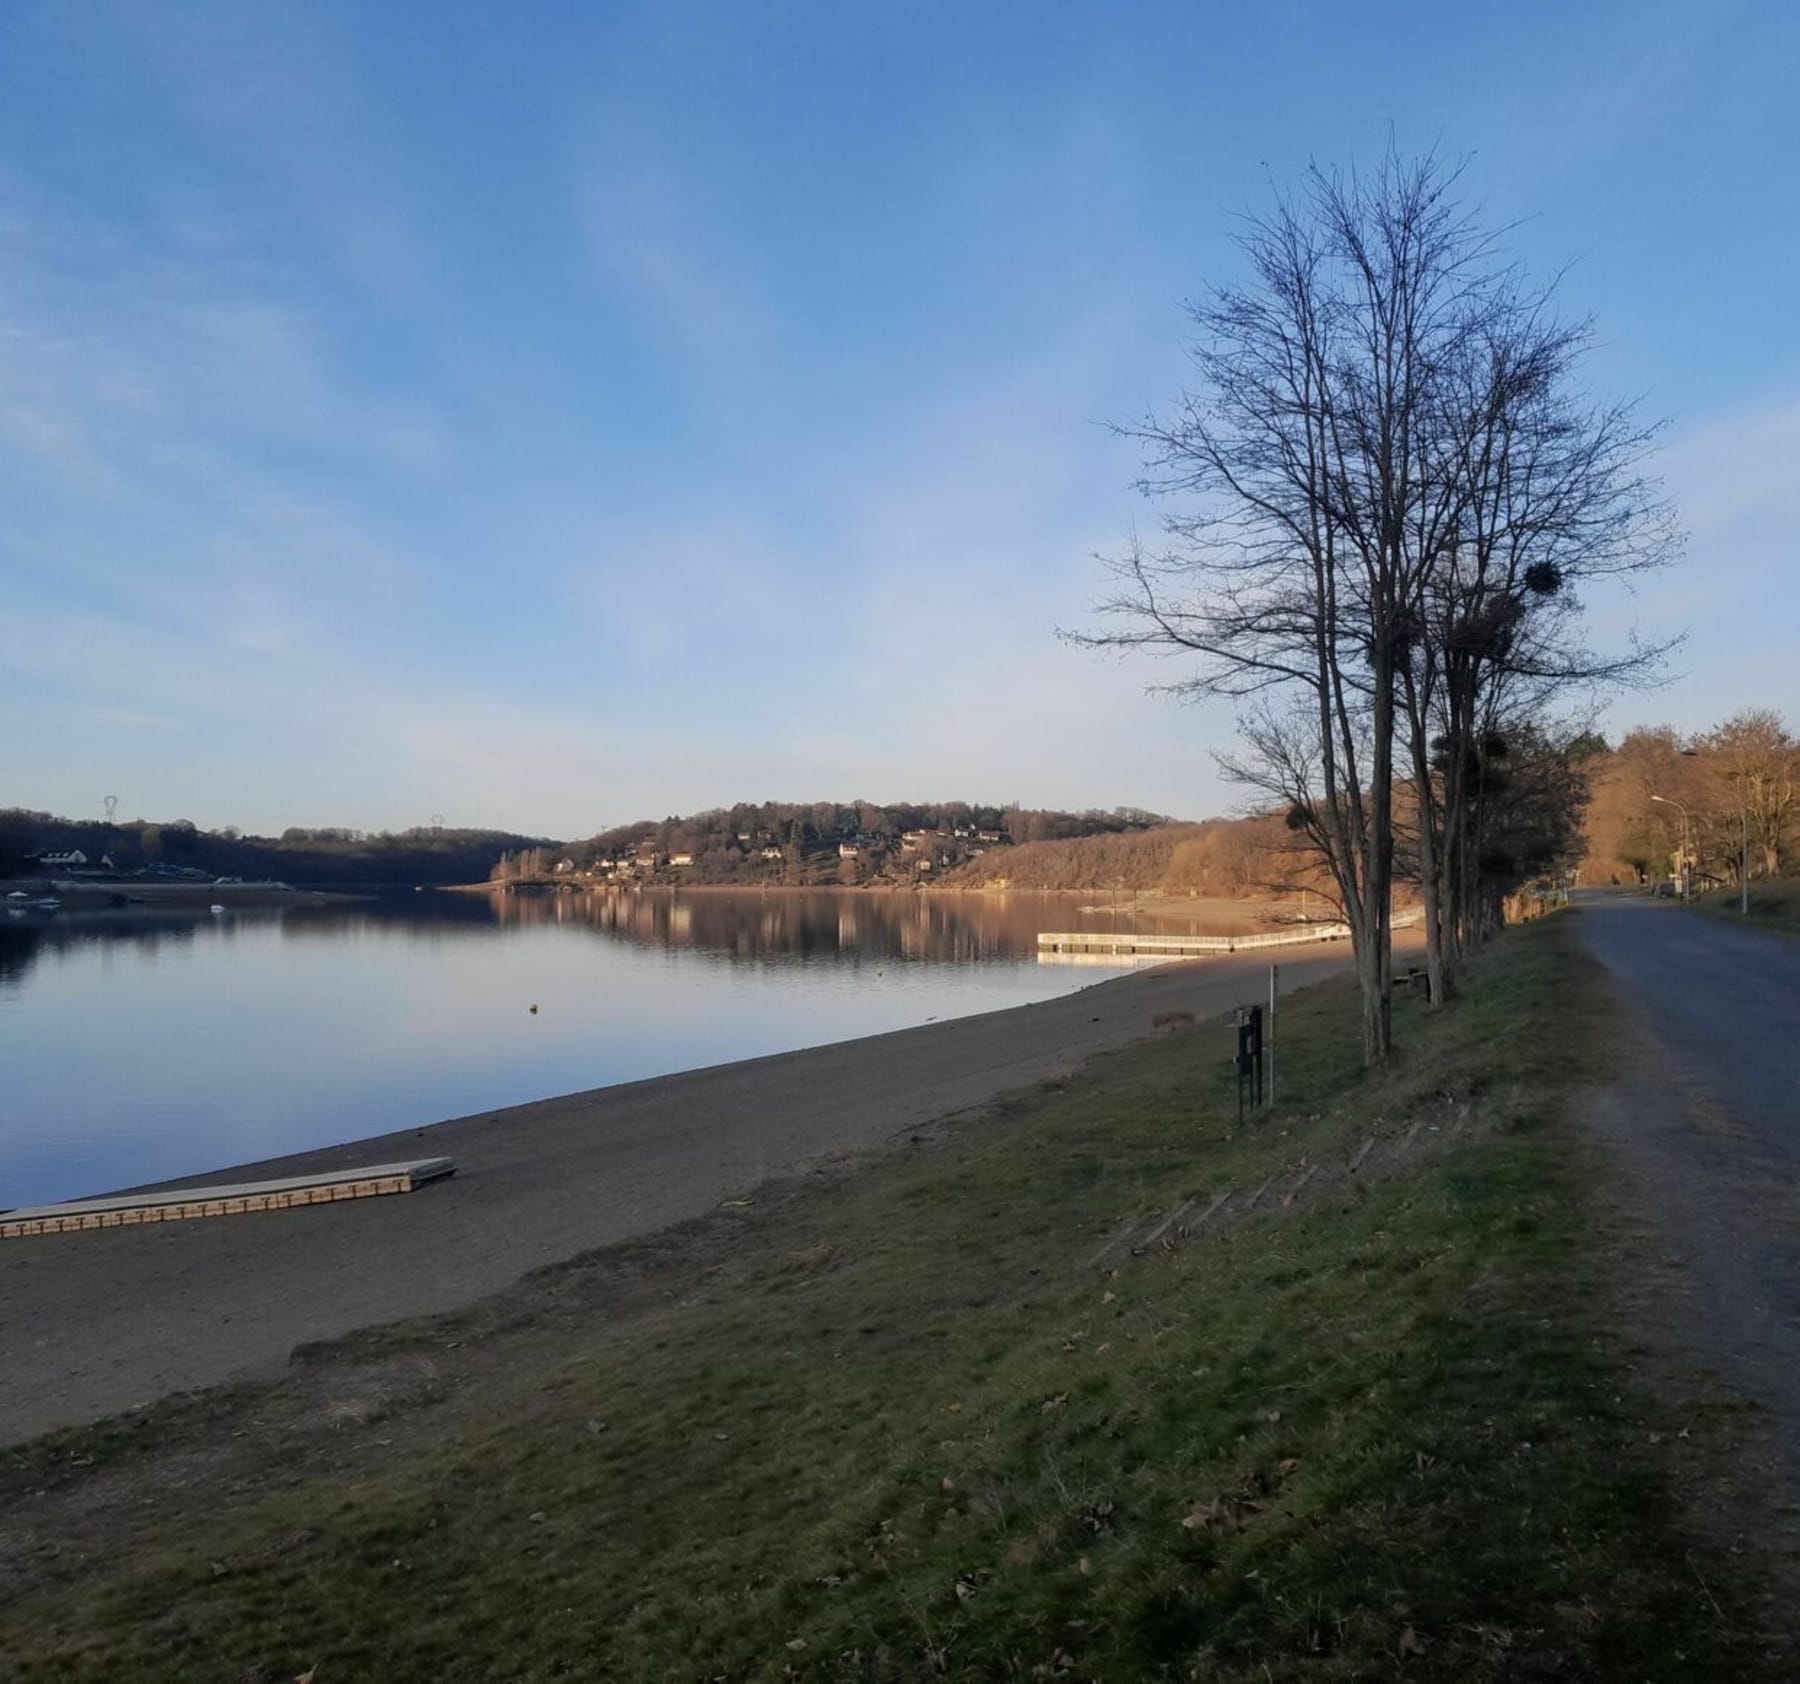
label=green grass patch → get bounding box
[1691,879,1800,937]
[0,919,1777,1680]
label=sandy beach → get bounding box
[0,945,1360,1445]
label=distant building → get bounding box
[839,842,860,859]
[37,849,87,869]
[759,846,784,861]
[669,852,695,867]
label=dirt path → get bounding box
[1573,893,1800,1559]
[0,946,1356,1445]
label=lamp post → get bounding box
[1649,793,1693,902]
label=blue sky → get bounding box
[2,1,1795,836]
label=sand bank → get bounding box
[0,946,1360,1443]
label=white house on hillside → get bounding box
[37,849,87,869]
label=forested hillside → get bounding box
[0,810,549,887]
[937,815,1322,898]
[493,802,1168,887]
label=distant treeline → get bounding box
[0,809,551,886]
[494,801,1170,887]
[1580,710,1797,887]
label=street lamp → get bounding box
[1648,793,1693,902]
[1675,745,1749,916]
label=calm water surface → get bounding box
[1,888,1196,1209]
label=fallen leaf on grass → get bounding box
[1041,1394,1068,1413]
[1276,1458,1300,1475]
[1398,1625,1426,1657]
[954,1578,977,1601]
[786,1638,808,1651]
[1180,1501,1218,1532]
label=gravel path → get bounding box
[0,947,1352,1444]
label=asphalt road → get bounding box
[0,946,1351,1445]
[1576,893,1800,1144]
[1573,894,1800,1492]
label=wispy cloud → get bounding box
[83,706,175,730]
[1657,396,1800,536]
[1590,386,1800,735]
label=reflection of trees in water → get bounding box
[4,889,1182,983]
[269,890,1017,964]
[1,896,511,988]
[275,892,504,944]
[0,912,207,990]
[0,923,42,990]
[484,888,1054,964]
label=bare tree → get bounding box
[1078,153,1520,1060]
[1702,710,1798,880]
[1393,277,1676,997]
[1077,151,1676,1056]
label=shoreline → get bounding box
[0,944,1367,1444]
[1,878,365,911]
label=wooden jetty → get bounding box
[0,1158,456,1240]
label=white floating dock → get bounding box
[1035,925,1352,958]
[0,1158,456,1239]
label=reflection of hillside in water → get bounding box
[274,892,504,945]
[0,889,1224,988]
[0,896,507,988]
[0,913,211,992]
[0,923,43,991]
[485,888,1071,964]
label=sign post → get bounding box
[1267,964,1278,1110]
[1235,1004,1264,1127]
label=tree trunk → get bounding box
[1365,653,1396,1063]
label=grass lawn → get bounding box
[1691,879,1800,938]
[1,915,1782,1680]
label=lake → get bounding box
[1,887,1213,1210]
